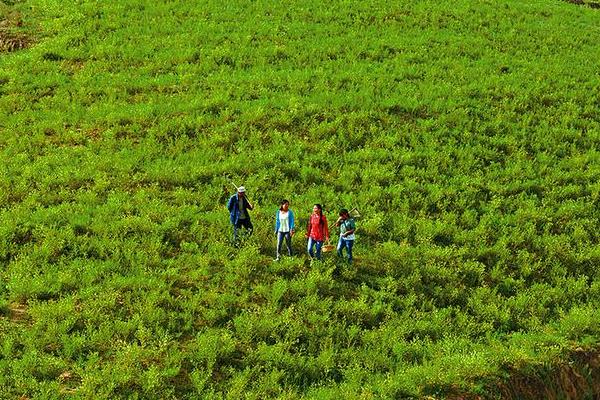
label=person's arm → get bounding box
[343,220,355,237]
[227,196,234,211]
[324,216,330,241]
[289,210,295,235]
[245,197,254,210]
[275,211,280,234]
[305,216,311,238]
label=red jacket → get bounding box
[307,213,329,241]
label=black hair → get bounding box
[339,208,349,216]
[280,199,289,211]
[314,204,324,226]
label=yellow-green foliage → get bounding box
[1,0,600,398]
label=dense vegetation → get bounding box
[1,0,600,398]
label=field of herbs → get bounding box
[1,0,600,398]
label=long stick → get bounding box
[225,177,253,208]
[225,176,239,190]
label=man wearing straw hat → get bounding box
[227,186,254,244]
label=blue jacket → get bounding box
[227,194,253,225]
[275,209,295,233]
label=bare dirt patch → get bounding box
[494,349,600,400]
[0,9,31,52]
[8,302,29,323]
[565,0,600,8]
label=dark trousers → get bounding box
[276,231,292,259]
[233,218,253,242]
[307,238,323,260]
[337,238,354,263]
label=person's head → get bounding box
[280,199,289,211]
[237,186,246,197]
[313,204,323,215]
[339,208,349,219]
[313,204,325,226]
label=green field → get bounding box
[2,0,600,398]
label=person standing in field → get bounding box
[227,186,254,244]
[274,199,295,261]
[306,204,329,260]
[335,208,356,264]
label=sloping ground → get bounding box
[496,349,600,399]
[1,0,600,398]
[444,349,600,399]
[565,0,600,8]
[0,3,30,52]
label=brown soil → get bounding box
[434,349,600,399]
[8,302,28,323]
[565,0,600,8]
[0,10,30,52]
[495,349,600,400]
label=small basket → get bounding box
[322,240,335,252]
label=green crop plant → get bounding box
[1,0,600,398]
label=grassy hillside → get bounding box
[1,0,600,398]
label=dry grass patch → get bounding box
[0,7,30,52]
[564,0,600,7]
[8,301,29,323]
